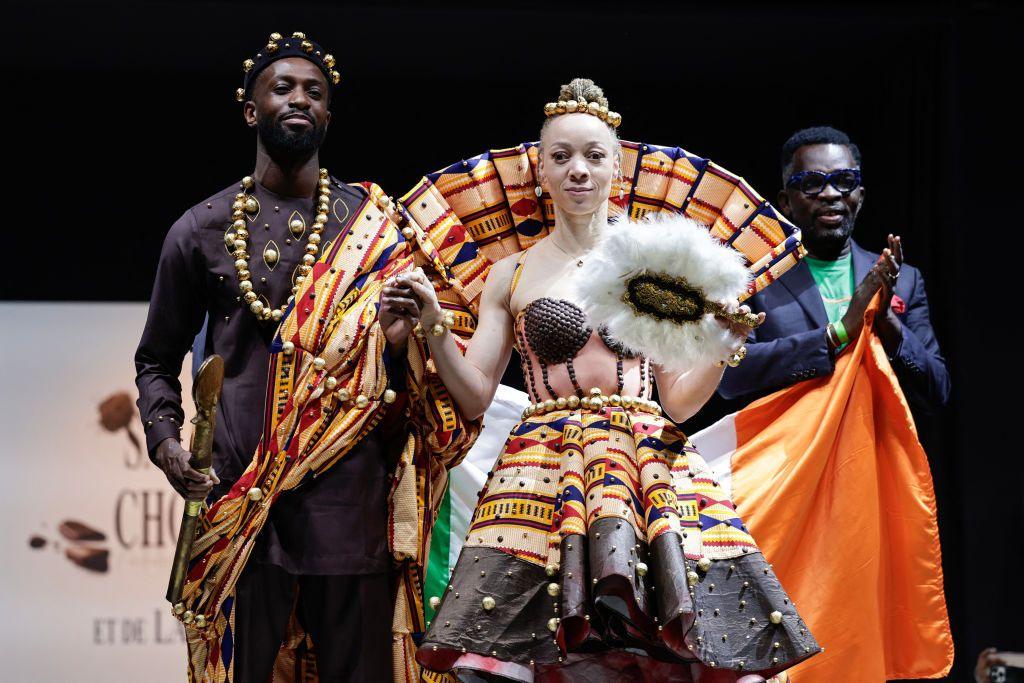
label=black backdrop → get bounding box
[4,1,1021,679]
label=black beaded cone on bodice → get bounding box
[522,297,593,365]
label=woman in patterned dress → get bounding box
[380,78,820,682]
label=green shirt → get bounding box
[805,252,854,324]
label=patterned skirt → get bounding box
[417,405,820,682]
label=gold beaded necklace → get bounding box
[225,168,332,322]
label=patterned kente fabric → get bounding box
[176,183,480,683]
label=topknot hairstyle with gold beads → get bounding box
[543,77,622,128]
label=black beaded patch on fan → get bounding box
[522,298,592,365]
[598,326,639,359]
[624,272,706,324]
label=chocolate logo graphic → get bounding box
[29,519,110,573]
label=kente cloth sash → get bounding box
[178,182,480,683]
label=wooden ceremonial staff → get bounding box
[166,354,224,607]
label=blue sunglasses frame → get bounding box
[786,169,863,196]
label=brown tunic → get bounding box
[135,177,392,574]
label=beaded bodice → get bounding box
[513,297,652,404]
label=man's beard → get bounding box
[257,113,327,159]
[804,214,856,256]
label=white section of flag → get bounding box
[446,384,529,566]
[689,413,738,500]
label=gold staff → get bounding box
[166,354,224,607]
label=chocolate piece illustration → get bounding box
[58,520,106,542]
[65,546,110,573]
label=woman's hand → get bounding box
[714,301,765,352]
[396,268,445,328]
[380,277,421,349]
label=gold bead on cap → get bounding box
[243,59,254,72]
[235,88,245,102]
[269,32,283,41]
[482,596,496,611]
[324,54,336,68]
[330,70,341,85]
[301,40,313,52]
[291,31,306,39]
[770,610,783,624]
[266,42,279,53]
[428,596,441,610]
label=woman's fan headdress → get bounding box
[399,141,803,332]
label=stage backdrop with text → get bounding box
[1,303,192,681]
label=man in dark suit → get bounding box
[719,126,949,413]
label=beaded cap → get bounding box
[236,31,339,102]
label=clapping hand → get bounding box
[873,234,904,354]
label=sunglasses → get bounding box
[786,169,862,196]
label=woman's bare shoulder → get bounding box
[489,253,523,286]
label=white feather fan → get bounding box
[569,213,751,372]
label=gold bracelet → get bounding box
[726,345,747,367]
[427,311,456,337]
